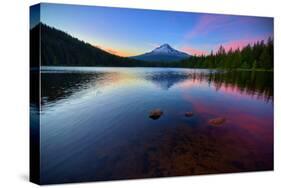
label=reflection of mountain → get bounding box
[40,70,190,107]
[144,71,189,90]
[40,69,273,107]
[144,70,273,101]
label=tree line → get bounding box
[31,23,273,70]
[32,23,140,67]
[179,37,273,70]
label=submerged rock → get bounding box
[149,109,163,120]
[208,117,226,126]
[185,112,194,117]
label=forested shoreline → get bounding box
[31,23,273,70]
[178,38,273,70]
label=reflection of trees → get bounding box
[144,70,273,103]
[41,72,117,105]
[41,69,273,107]
[190,71,273,102]
[144,71,189,90]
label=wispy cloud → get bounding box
[184,14,266,41]
[181,46,209,56]
[181,34,271,56]
[219,39,255,52]
[185,14,231,39]
[216,34,272,52]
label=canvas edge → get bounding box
[29,3,42,185]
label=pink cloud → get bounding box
[222,39,255,52]
[181,35,269,56]
[185,14,261,40]
[217,36,269,52]
[185,14,231,39]
[181,46,209,56]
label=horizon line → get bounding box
[32,22,274,57]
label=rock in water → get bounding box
[208,117,226,126]
[185,112,194,117]
[149,109,163,120]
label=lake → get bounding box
[34,67,273,184]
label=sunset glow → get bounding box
[39,3,273,57]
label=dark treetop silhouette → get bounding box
[31,23,273,70]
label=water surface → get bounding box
[36,67,273,184]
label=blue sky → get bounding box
[38,3,273,56]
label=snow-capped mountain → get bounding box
[131,44,190,62]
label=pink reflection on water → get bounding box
[179,78,273,147]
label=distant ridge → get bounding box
[30,23,139,67]
[130,44,191,62]
[30,23,273,70]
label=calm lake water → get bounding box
[35,67,273,184]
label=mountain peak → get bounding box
[131,44,191,62]
[150,44,188,57]
[152,43,174,53]
[160,43,172,48]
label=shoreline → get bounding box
[38,65,273,72]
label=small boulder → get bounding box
[149,109,163,120]
[208,117,226,126]
[185,112,194,117]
